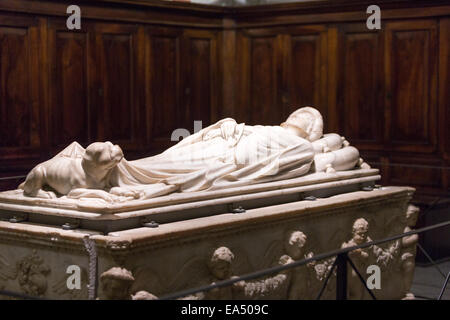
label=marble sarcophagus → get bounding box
[0,107,418,300]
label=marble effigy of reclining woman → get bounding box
[19,107,369,202]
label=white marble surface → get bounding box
[0,186,417,299]
[0,169,379,219]
[12,107,368,208]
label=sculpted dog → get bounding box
[19,142,132,201]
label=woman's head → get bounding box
[281,107,323,142]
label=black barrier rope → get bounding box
[0,175,26,181]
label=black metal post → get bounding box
[316,257,337,300]
[438,270,450,300]
[336,253,347,300]
[346,256,377,300]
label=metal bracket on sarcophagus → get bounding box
[6,212,29,223]
[62,218,81,230]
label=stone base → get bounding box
[0,169,379,233]
[0,185,417,300]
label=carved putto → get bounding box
[99,267,135,300]
[341,218,400,299]
[204,246,289,300]
[15,107,370,205]
[400,205,420,299]
[99,267,157,300]
[278,230,312,299]
[204,246,238,300]
[94,206,417,301]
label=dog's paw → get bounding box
[125,190,143,199]
[131,190,144,199]
[109,187,143,199]
[41,190,57,199]
[96,193,122,204]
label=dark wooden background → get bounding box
[0,0,449,259]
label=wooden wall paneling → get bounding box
[0,175,25,192]
[335,23,384,150]
[439,19,450,192]
[0,1,448,205]
[93,22,140,152]
[181,29,219,130]
[134,25,147,158]
[384,20,438,153]
[38,17,50,161]
[326,26,339,134]
[235,30,250,124]
[236,29,283,125]
[231,0,450,28]
[47,18,92,153]
[219,20,236,121]
[0,0,226,29]
[249,31,281,125]
[389,156,444,192]
[283,25,328,127]
[0,14,42,164]
[146,26,183,154]
[379,156,391,188]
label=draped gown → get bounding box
[107,118,316,199]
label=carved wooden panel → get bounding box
[236,26,327,127]
[440,19,450,193]
[93,24,139,150]
[237,30,281,125]
[182,30,218,130]
[147,28,182,143]
[384,20,438,153]
[336,25,384,149]
[284,26,327,123]
[0,17,41,160]
[439,19,450,164]
[250,36,280,125]
[48,20,92,150]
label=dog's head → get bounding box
[83,141,124,172]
